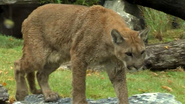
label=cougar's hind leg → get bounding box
[26,72,42,94]
[14,60,28,101]
[36,64,60,102]
[23,29,46,95]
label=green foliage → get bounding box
[141,7,170,40]
[141,7,185,44]
[39,0,99,6]
[0,35,23,48]
[39,0,61,4]
[73,0,99,6]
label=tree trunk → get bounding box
[145,39,185,70]
[124,0,185,20]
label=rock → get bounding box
[129,93,182,104]
[13,93,181,104]
[0,84,9,104]
[103,0,146,31]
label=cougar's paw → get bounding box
[44,92,59,102]
[15,90,28,101]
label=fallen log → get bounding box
[125,0,185,20]
[145,39,185,70]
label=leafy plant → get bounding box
[141,7,185,42]
[39,0,100,5]
[141,7,170,41]
[39,0,61,4]
[73,0,99,6]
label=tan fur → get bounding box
[14,4,148,104]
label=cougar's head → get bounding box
[111,28,149,71]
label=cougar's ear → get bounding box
[111,29,124,44]
[139,27,150,43]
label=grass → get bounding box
[0,35,185,104]
[148,29,185,44]
[0,35,23,48]
[141,7,170,40]
[141,7,185,44]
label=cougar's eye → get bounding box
[125,52,132,57]
[141,50,145,55]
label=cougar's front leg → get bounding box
[71,56,87,104]
[106,64,129,104]
[14,60,28,101]
[27,72,42,94]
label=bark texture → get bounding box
[125,0,185,20]
[145,39,185,70]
